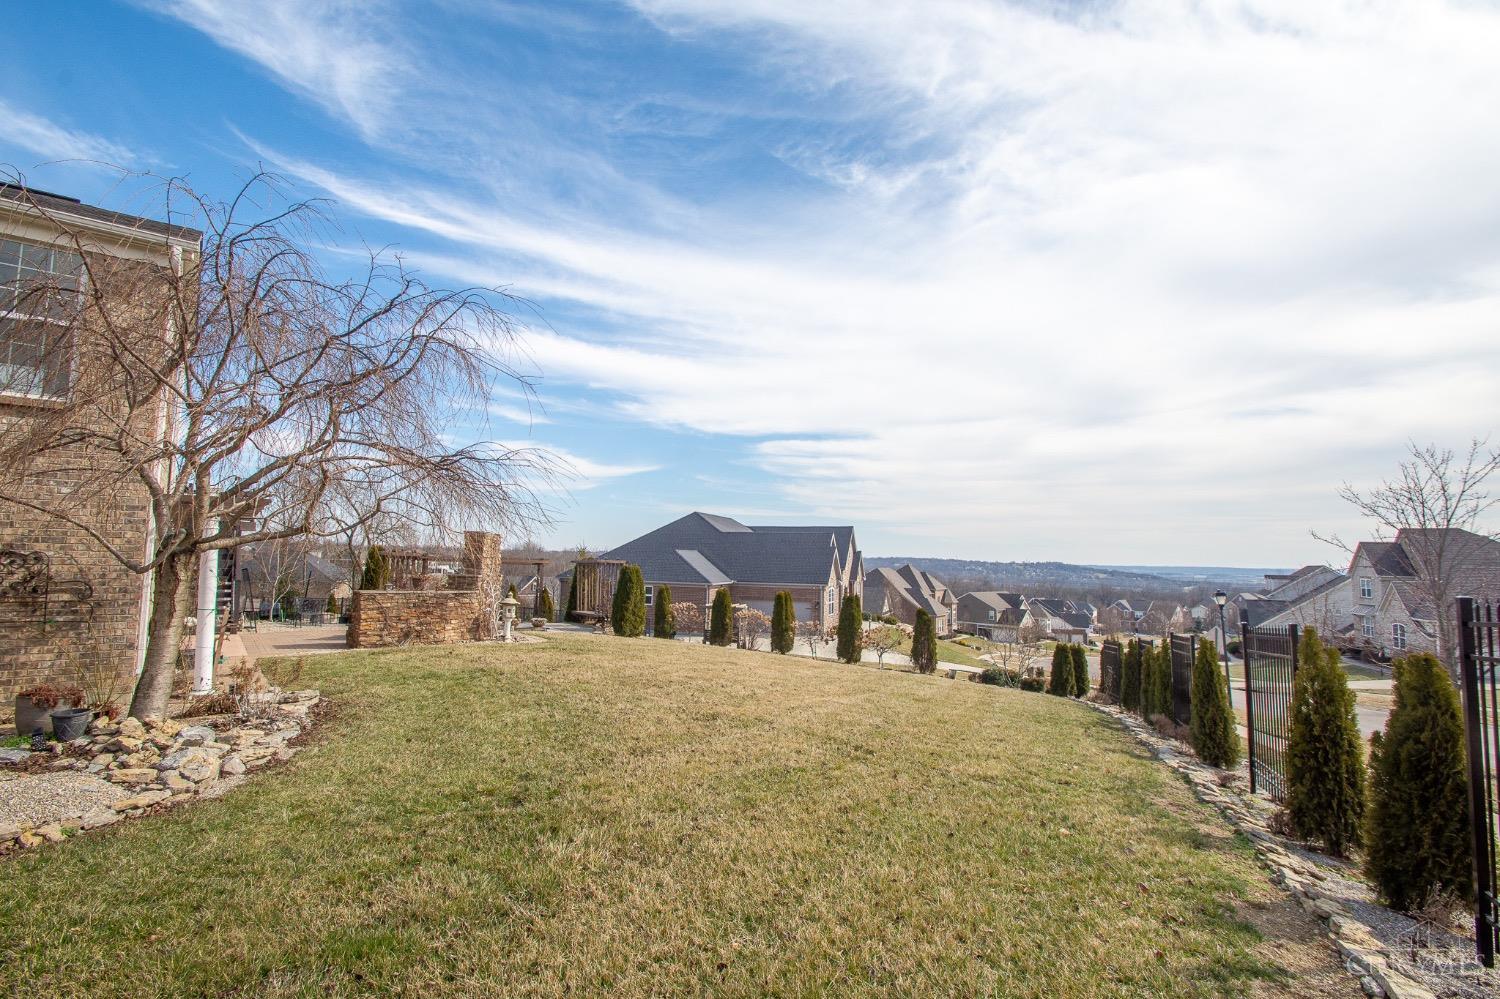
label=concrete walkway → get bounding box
[238,623,351,659]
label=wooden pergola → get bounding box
[570,558,624,622]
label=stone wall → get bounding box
[348,531,503,649]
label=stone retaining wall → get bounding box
[348,532,501,649]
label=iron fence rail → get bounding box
[1169,633,1194,727]
[1240,623,1300,800]
[1457,597,1499,969]
[1100,640,1121,703]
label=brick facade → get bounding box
[348,532,503,648]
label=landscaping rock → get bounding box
[107,736,144,754]
[159,749,220,783]
[177,725,217,747]
[112,789,169,811]
[117,717,146,741]
[0,748,32,765]
[79,807,121,830]
[161,771,194,793]
[35,822,65,843]
[108,768,157,785]
[221,755,246,777]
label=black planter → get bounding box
[49,707,94,742]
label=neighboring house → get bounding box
[1026,597,1095,644]
[864,564,958,636]
[0,184,200,720]
[956,591,1031,641]
[601,512,862,630]
[1344,529,1500,661]
[1255,568,1351,638]
[236,550,352,617]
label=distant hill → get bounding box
[863,557,1283,593]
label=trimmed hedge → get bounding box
[653,584,675,639]
[1284,628,1365,855]
[1069,644,1088,698]
[709,589,734,646]
[1048,645,1074,697]
[771,591,795,654]
[836,594,863,664]
[911,610,937,674]
[611,564,646,637]
[1189,638,1239,768]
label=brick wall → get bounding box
[0,436,153,724]
[348,531,503,648]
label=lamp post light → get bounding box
[1213,590,1232,693]
[500,594,520,642]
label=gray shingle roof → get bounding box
[603,512,841,587]
[0,183,201,242]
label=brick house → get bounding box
[864,564,957,636]
[1343,529,1500,661]
[601,512,863,631]
[956,591,1032,641]
[0,184,200,722]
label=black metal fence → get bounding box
[1240,623,1300,799]
[1457,597,1499,968]
[1100,639,1121,703]
[1169,633,1195,727]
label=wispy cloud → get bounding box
[141,0,406,138]
[189,1,1500,560]
[0,100,139,165]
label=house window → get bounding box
[1359,577,1373,600]
[1392,623,1407,651]
[987,609,995,621]
[1362,619,1374,639]
[826,588,838,617]
[643,584,653,607]
[0,238,82,399]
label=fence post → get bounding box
[1241,621,1256,795]
[1457,597,1496,968]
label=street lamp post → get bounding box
[1214,590,1232,693]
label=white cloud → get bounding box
[0,100,139,164]
[142,0,405,138]
[506,442,659,490]
[232,1,1500,561]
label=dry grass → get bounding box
[0,634,1348,997]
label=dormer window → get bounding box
[1359,577,1373,600]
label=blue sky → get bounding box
[5,1,1500,565]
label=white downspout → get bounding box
[193,521,218,694]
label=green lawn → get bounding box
[1,634,1333,997]
[896,633,993,670]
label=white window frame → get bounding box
[643,584,653,607]
[987,609,996,621]
[1391,622,1407,651]
[1362,619,1374,639]
[0,237,83,401]
[1359,577,1373,600]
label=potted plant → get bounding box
[13,683,85,737]
[49,706,94,741]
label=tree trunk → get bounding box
[128,552,194,720]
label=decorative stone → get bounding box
[35,822,65,843]
[0,821,21,840]
[108,768,157,784]
[79,807,122,830]
[273,747,297,762]
[107,736,144,754]
[177,752,221,784]
[0,748,33,765]
[111,789,169,811]
[161,771,194,793]
[220,755,246,776]
[117,717,146,741]
[177,725,217,747]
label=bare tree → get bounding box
[734,607,771,650]
[670,601,703,635]
[1316,439,1500,669]
[797,616,825,657]
[865,624,904,667]
[0,173,555,718]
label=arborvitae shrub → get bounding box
[709,589,734,646]
[1139,641,1157,716]
[1048,644,1074,697]
[509,583,519,601]
[911,610,937,674]
[771,591,795,654]
[1190,637,1239,768]
[564,570,578,622]
[836,595,862,664]
[1121,640,1142,713]
[325,593,338,614]
[1105,643,1122,703]
[653,584,674,638]
[1284,628,1365,855]
[1070,644,1088,698]
[1153,641,1173,720]
[538,587,555,622]
[611,564,647,637]
[1364,653,1472,910]
[360,545,389,590]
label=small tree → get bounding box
[911,610,938,674]
[735,607,771,649]
[1139,641,1157,715]
[1364,653,1472,910]
[1070,643,1088,698]
[770,591,795,654]
[866,624,904,667]
[1156,641,1174,719]
[611,564,646,637]
[360,545,390,591]
[797,616,825,657]
[508,582,519,601]
[1048,645,1074,696]
[670,600,701,636]
[836,594,862,664]
[1121,640,1142,713]
[538,586,555,622]
[564,569,579,622]
[1285,628,1366,856]
[325,592,338,615]
[709,589,733,646]
[653,584,675,638]
[1190,638,1239,768]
